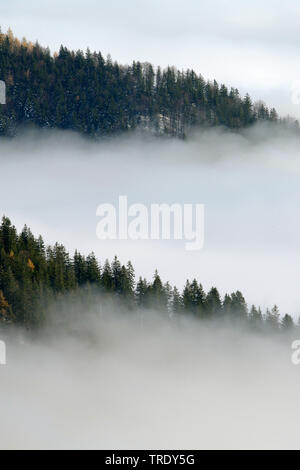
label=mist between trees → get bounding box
[0,28,298,139]
[1,297,299,450]
[0,215,296,333]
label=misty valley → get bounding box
[1,18,300,451]
[0,126,300,450]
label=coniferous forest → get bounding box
[0,216,296,332]
[0,29,297,334]
[0,29,297,333]
[0,28,294,139]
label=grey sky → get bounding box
[1,0,300,118]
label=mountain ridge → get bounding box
[0,28,294,138]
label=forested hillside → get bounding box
[0,28,286,138]
[0,216,295,331]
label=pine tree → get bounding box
[101,259,113,291]
[249,305,263,328]
[222,294,232,316]
[206,287,222,317]
[266,305,280,329]
[136,277,148,308]
[111,256,123,294]
[230,291,248,319]
[86,252,101,284]
[281,314,294,330]
[0,289,12,321]
[171,286,183,315]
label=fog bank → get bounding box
[0,124,299,315]
[0,297,299,450]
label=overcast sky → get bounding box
[1,0,300,118]
[1,126,300,315]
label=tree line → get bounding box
[0,216,296,331]
[0,28,296,138]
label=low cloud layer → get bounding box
[0,296,299,450]
[0,124,299,315]
[1,125,300,449]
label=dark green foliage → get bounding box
[0,29,289,138]
[0,215,296,331]
[265,305,280,330]
[0,216,135,324]
[182,279,206,316]
[205,287,222,318]
[136,277,149,308]
[281,314,294,330]
[249,305,264,329]
[149,270,168,311]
